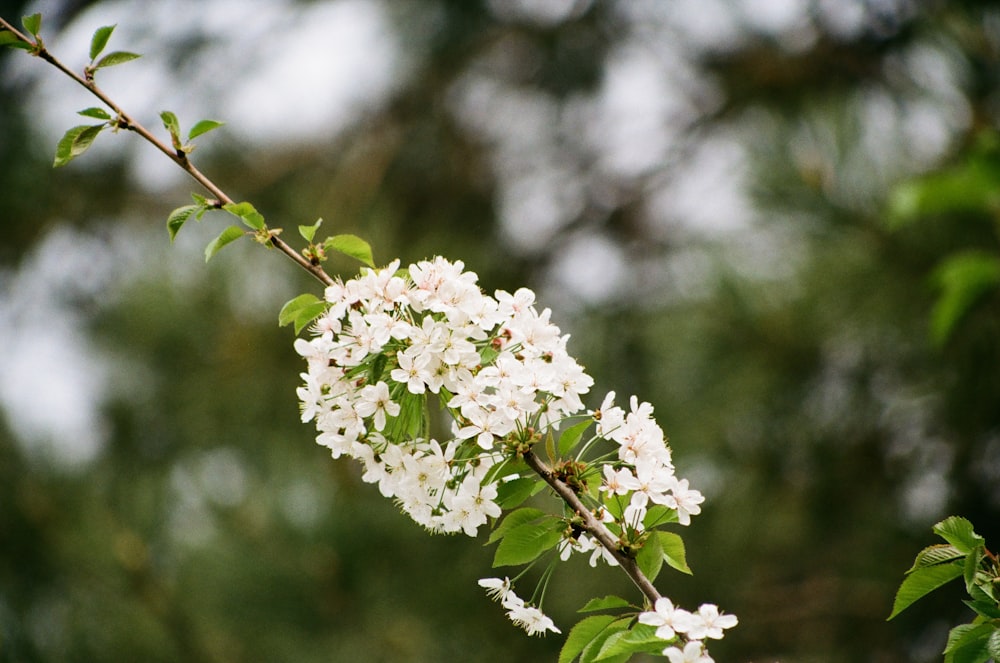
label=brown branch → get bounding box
[522,450,662,606]
[1,16,333,286]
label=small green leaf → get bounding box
[492,519,563,567]
[888,562,964,620]
[77,107,112,120]
[93,50,141,70]
[187,119,224,141]
[299,218,323,243]
[964,599,1000,620]
[907,544,967,572]
[223,202,266,230]
[0,32,31,49]
[323,234,375,268]
[558,419,593,457]
[635,531,664,583]
[21,13,41,38]
[494,476,544,510]
[89,25,115,61]
[53,124,105,167]
[487,507,546,545]
[657,530,692,575]
[204,225,245,262]
[578,595,631,613]
[559,615,618,663]
[160,110,181,142]
[944,623,994,663]
[580,619,631,663]
[987,628,1000,660]
[166,204,200,241]
[593,623,665,661]
[277,294,328,334]
[279,294,321,327]
[934,516,986,554]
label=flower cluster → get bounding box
[295,256,593,536]
[293,256,734,650]
[638,598,738,662]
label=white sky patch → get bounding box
[0,227,116,471]
[546,232,627,305]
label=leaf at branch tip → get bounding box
[187,119,225,141]
[53,124,105,167]
[0,32,32,50]
[78,107,112,120]
[223,202,266,230]
[89,25,116,61]
[578,595,631,613]
[166,205,201,242]
[93,50,141,70]
[324,234,375,268]
[22,13,41,38]
[888,562,964,620]
[934,516,986,554]
[204,225,245,262]
[299,218,323,243]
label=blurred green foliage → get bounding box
[3,1,1000,662]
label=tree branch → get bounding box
[522,450,662,606]
[0,16,332,286]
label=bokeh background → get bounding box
[2,0,1000,661]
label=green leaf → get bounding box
[580,619,631,663]
[987,628,1000,660]
[934,516,986,554]
[278,294,324,331]
[492,519,563,567]
[53,124,105,167]
[89,25,115,61]
[299,218,323,243]
[929,253,1000,346]
[166,205,200,242]
[0,32,31,49]
[657,530,692,575]
[21,13,41,38]
[593,623,665,661]
[204,225,245,262]
[907,544,967,572]
[888,562,964,620]
[323,234,375,268]
[93,50,141,70]
[964,599,1000,620]
[944,623,995,663]
[560,615,618,663]
[188,119,224,141]
[487,507,545,545]
[77,107,112,120]
[964,546,986,595]
[223,202,266,230]
[578,595,631,613]
[160,110,181,143]
[558,419,593,457]
[635,530,664,583]
[494,476,543,510]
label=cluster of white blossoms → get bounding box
[638,598,738,662]
[294,256,595,535]
[293,256,732,646]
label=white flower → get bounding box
[663,477,705,526]
[390,350,430,394]
[662,641,713,663]
[637,597,694,641]
[354,381,400,431]
[478,577,514,603]
[685,604,738,640]
[456,406,514,450]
